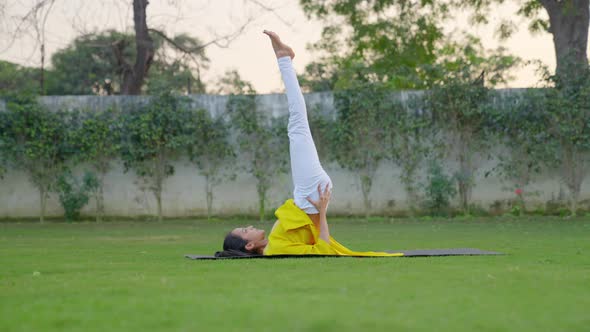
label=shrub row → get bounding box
[1,68,590,221]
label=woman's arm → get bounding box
[306,184,332,243]
[317,210,330,244]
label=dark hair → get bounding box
[214,232,260,258]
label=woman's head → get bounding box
[215,226,266,257]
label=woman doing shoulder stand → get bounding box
[215,31,401,258]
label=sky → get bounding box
[0,0,562,94]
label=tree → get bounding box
[214,69,257,95]
[46,30,208,95]
[72,107,122,222]
[216,69,288,221]
[0,95,73,222]
[383,94,433,215]
[469,0,589,81]
[425,76,491,213]
[332,81,391,220]
[487,90,553,214]
[46,31,131,95]
[0,61,40,96]
[299,0,450,91]
[120,93,193,221]
[120,0,273,94]
[0,0,56,94]
[227,93,289,221]
[2,0,282,95]
[55,170,99,222]
[187,108,236,219]
[301,0,588,87]
[531,64,590,216]
[421,36,516,213]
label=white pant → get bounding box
[278,56,332,214]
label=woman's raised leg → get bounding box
[264,30,332,214]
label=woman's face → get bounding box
[232,225,265,242]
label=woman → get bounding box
[215,31,401,258]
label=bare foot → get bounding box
[263,30,295,59]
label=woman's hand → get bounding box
[306,183,331,213]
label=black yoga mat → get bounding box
[185,248,503,260]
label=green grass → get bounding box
[1,217,589,332]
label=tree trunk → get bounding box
[457,141,475,213]
[39,187,46,223]
[569,191,579,217]
[206,175,213,220]
[360,173,373,221]
[96,176,105,222]
[120,0,154,95]
[40,43,45,94]
[95,189,100,222]
[155,189,163,222]
[541,0,590,79]
[404,181,418,216]
[458,151,468,212]
[564,147,585,217]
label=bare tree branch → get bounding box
[111,39,132,71]
[245,0,293,26]
[147,28,207,70]
[0,0,56,54]
[206,16,255,49]
[148,28,203,54]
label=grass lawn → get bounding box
[1,216,589,332]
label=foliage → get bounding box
[46,31,133,95]
[120,93,193,221]
[307,104,335,161]
[227,93,289,222]
[0,115,7,180]
[458,0,588,83]
[424,74,490,213]
[485,59,590,217]
[46,30,208,95]
[382,94,433,214]
[486,90,553,204]
[300,0,449,91]
[0,94,75,222]
[527,62,590,216]
[0,61,41,96]
[146,60,205,95]
[146,33,209,95]
[187,108,236,219]
[424,34,520,87]
[71,107,122,222]
[214,69,256,95]
[422,39,518,212]
[332,82,392,220]
[56,170,99,222]
[421,160,457,216]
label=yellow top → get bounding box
[263,199,403,257]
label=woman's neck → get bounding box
[255,239,268,254]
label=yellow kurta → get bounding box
[263,199,403,257]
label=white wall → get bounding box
[0,92,585,218]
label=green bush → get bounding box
[56,171,99,222]
[0,94,74,222]
[422,161,457,216]
[120,93,194,222]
